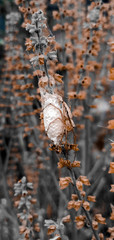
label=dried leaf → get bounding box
[59,177,72,190]
[107,120,114,129]
[76,221,85,229]
[33,69,43,76]
[95,214,106,224]
[108,162,114,174]
[68,91,77,99]
[62,215,71,223]
[54,73,63,83]
[75,215,85,229]
[109,96,114,105]
[92,220,98,230]
[71,161,80,168]
[19,226,26,234]
[110,205,114,220]
[110,185,114,192]
[77,90,87,100]
[34,223,40,232]
[67,200,75,210]
[83,201,90,211]
[79,176,91,186]
[74,200,82,211]
[47,225,56,235]
[76,180,83,191]
[87,195,96,202]
[82,76,91,88]
[109,68,114,81]
[71,194,78,201]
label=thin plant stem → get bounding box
[68,167,100,240]
[35,28,50,89]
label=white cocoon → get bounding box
[39,76,75,145]
[42,92,64,145]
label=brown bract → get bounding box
[95,214,106,224]
[107,120,114,129]
[59,177,72,189]
[108,162,114,174]
[47,225,56,235]
[62,215,71,223]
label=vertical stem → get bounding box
[85,116,90,175]
[36,25,50,88]
[68,167,100,240]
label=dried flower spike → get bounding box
[26,9,75,145]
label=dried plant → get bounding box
[14,176,40,240]
[0,0,113,240]
[25,9,75,146]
